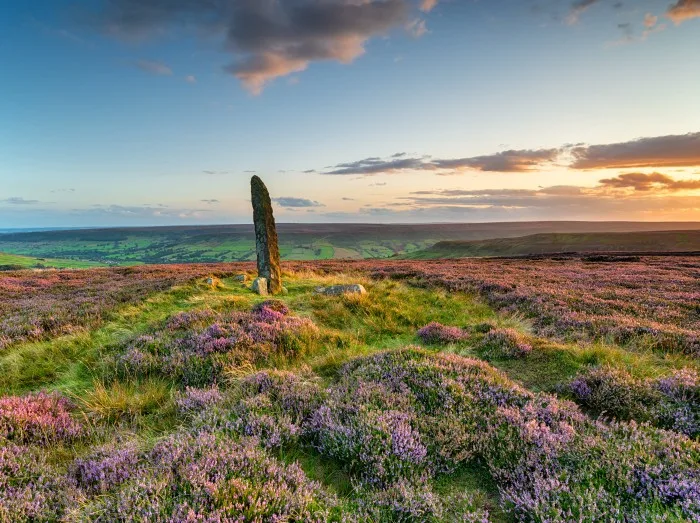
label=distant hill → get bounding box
[2,222,700,265]
[405,231,700,259]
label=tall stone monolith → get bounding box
[251,176,282,295]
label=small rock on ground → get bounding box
[252,277,269,296]
[315,284,367,296]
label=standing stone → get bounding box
[251,176,283,295]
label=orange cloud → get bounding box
[570,133,700,169]
[420,0,439,12]
[598,172,700,192]
[667,0,700,24]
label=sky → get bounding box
[1,0,700,227]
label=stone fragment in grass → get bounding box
[252,277,269,296]
[315,284,367,296]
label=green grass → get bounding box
[2,268,697,519]
[0,251,106,269]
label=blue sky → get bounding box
[2,0,700,227]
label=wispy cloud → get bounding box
[76,204,209,219]
[570,132,700,169]
[135,59,172,76]
[315,132,700,177]
[567,0,601,25]
[201,199,220,204]
[322,148,560,175]
[420,0,439,12]
[0,197,40,205]
[273,197,325,208]
[598,172,700,191]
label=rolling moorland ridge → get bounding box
[406,230,700,259]
[2,221,700,266]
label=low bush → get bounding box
[569,366,699,438]
[0,392,83,445]
[479,328,533,358]
[416,322,469,345]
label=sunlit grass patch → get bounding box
[77,378,174,425]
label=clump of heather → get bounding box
[0,264,237,348]
[82,431,339,521]
[354,257,700,354]
[196,370,325,451]
[252,298,290,316]
[110,304,320,387]
[323,349,699,521]
[416,322,469,345]
[354,479,489,522]
[479,328,533,358]
[69,442,142,495]
[0,392,83,444]
[0,443,69,521]
[174,386,224,415]
[570,366,699,438]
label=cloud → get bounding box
[390,182,700,221]
[567,0,601,24]
[406,18,428,38]
[315,132,700,178]
[432,149,560,173]
[201,199,220,204]
[667,0,700,24]
[570,132,700,169]
[322,148,560,175]
[420,0,439,12]
[1,197,40,205]
[95,0,423,93]
[273,197,325,208]
[135,59,172,76]
[76,204,209,219]
[185,75,197,83]
[598,172,700,191]
[324,156,428,175]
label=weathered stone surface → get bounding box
[252,277,269,296]
[233,274,248,283]
[315,284,367,296]
[251,176,283,295]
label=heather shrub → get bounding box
[327,350,700,521]
[110,305,320,387]
[479,328,532,358]
[196,370,325,450]
[174,386,224,415]
[354,479,489,522]
[416,322,469,345]
[570,366,699,438]
[82,431,339,521]
[0,443,68,522]
[69,441,142,495]
[0,392,83,445]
